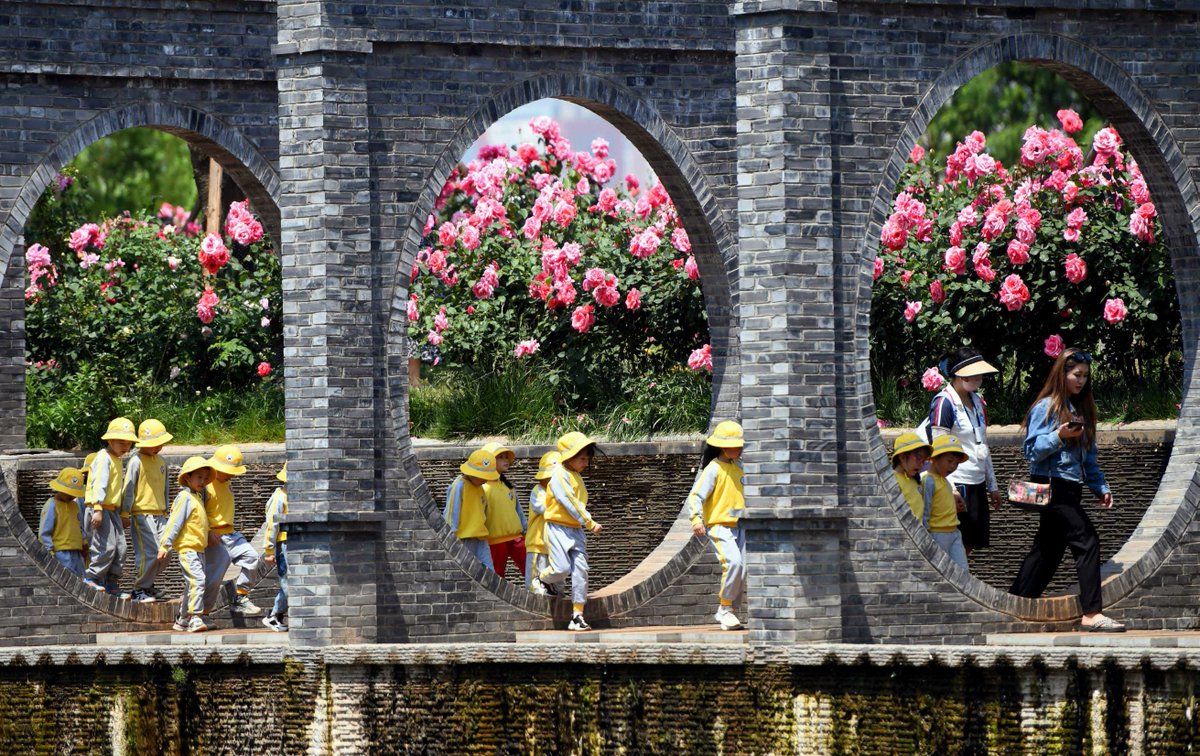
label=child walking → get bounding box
[205,444,262,615]
[481,442,526,578]
[531,432,602,631]
[84,417,137,598]
[39,467,87,576]
[525,451,559,593]
[262,463,288,632]
[159,456,214,633]
[921,435,970,570]
[443,448,499,570]
[687,421,747,631]
[122,419,173,602]
[891,432,933,521]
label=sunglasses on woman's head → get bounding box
[1070,351,1093,363]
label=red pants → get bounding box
[490,539,527,577]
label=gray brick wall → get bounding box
[0,0,1198,646]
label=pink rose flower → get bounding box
[460,224,480,251]
[1064,253,1087,284]
[196,287,220,324]
[1057,109,1083,133]
[434,306,449,332]
[903,300,922,323]
[594,284,621,308]
[591,138,609,159]
[998,274,1031,311]
[427,330,443,346]
[513,339,540,358]
[625,288,642,310]
[873,257,885,281]
[943,246,966,276]
[552,198,577,228]
[1043,334,1065,358]
[1092,127,1121,158]
[687,344,713,372]
[597,188,619,213]
[921,367,943,392]
[257,362,272,378]
[909,144,925,163]
[437,222,457,248]
[671,227,691,254]
[629,228,661,258]
[571,304,596,333]
[684,256,700,281]
[1006,240,1030,265]
[1066,207,1088,229]
[199,233,230,275]
[1063,227,1080,243]
[929,280,945,304]
[880,218,908,251]
[1104,297,1128,324]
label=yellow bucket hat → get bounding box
[480,441,514,460]
[277,462,287,483]
[930,434,968,460]
[535,451,561,481]
[890,432,932,461]
[706,421,744,449]
[50,467,86,498]
[557,431,597,462]
[460,448,499,481]
[82,452,97,470]
[177,456,214,487]
[101,417,138,443]
[209,444,247,476]
[136,418,173,448]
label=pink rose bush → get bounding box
[25,181,282,401]
[872,113,1177,394]
[408,115,708,401]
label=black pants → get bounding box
[1008,477,1103,614]
[955,481,990,549]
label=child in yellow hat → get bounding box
[531,432,603,631]
[204,444,262,616]
[481,442,526,579]
[921,435,970,570]
[891,431,933,520]
[83,417,137,598]
[525,451,559,594]
[159,456,215,633]
[122,419,173,602]
[261,463,288,632]
[687,421,748,630]
[443,448,499,571]
[39,468,87,576]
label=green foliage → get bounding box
[23,173,281,448]
[924,63,1105,170]
[872,111,1180,423]
[409,363,709,442]
[410,114,712,414]
[65,128,197,220]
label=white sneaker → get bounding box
[172,618,188,632]
[186,616,209,633]
[262,615,287,633]
[529,578,549,596]
[231,595,262,616]
[567,614,591,632]
[716,609,743,631]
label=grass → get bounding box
[409,364,711,442]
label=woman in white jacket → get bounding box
[926,347,1003,554]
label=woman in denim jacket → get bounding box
[1008,348,1125,632]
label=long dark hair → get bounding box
[1022,347,1098,447]
[939,346,982,381]
[700,443,724,468]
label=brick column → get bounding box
[732,1,846,642]
[0,245,24,450]
[276,9,381,645]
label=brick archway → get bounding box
[0,101,282,623]
[384,73,739,619]
[864,33,1200,622]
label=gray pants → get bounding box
[541,523,588,606]
[461,537,494,571]
[203,541,231,612]
[177,550,206,617]
[55,550,84,576]
[524,551,548,589]
[932,530,969,571]
[85,509,126,589]
[708,524,746,609]
[131,514,167,592]
[219,531,260,594]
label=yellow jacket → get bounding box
[483,479,524,544]
[687,458,744,527]
[544,467,593,529]
[920,472,960,532]
[205,479,236,534]
[122,452,169,516]
[895,469,925,520]
[263,487,288,557]
[525,485,548,555]
[161,489,209,553]
[85,450,125,510]
[39,496,84,552]
[443,475,488,540]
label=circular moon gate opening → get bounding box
[867,45,1196,621]
[390,85,739,614]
